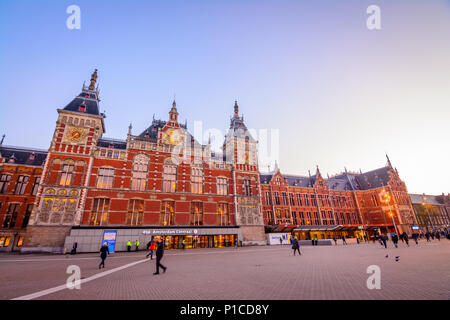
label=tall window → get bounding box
[96,168,114,189]
[0,174,11,194]
[340,212,345,224]
[282,192,288,206]
[265,191,272,205]
[190,202,203,225]
[318,195,324,207]
[22,204,33,228]
[59,164,74,186]
[217,177,228,195]
[328,211,335,224]
[160,201,175,226]
[299,212,305,225]
[126,199,144,226]
[31,177,40,195]
[243,178,252,196]
[217,203,229,225]
[3,203,20,228]
[275,209,282,222]
[267,210,274,225]
[296,194,303,206]
[304,194,310,206]
[306,212,312,224]
[313,212,320,224]
[321,211,327,225]
[89,198,110,226]
[274,192,280,205]
[311,195,317,206]
[191,167,203,194]
[162,164,177,193]
[131,154,149,191]
[15,176,29,195]
[292,211,298,224]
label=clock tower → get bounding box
[25,70,106,250]
[224,101,265,244]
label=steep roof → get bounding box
[97,137,127,150]
[0,145,47,166]
[62,70,102,116]
[409,194,443,205]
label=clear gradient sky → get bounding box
[0,0,449,195]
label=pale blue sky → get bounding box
[1,0,449,194]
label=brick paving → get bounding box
[0,240,449,300]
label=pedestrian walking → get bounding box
[71,242,78,255]
[153,237,167,275]
[127,240,132,252]
[279,237,283,245]
[182,239,186,250]
[292,237,301,256]
[430,233,435,240]
[99,243,109,269]
[333,237,337,245]
[134,239,140,251]
[425,232,430,242]
[392,233,399,248]
[342,236,347,245]
[436,232,440,241]
[402,232,409,247]
[146,239,155,259]
[381,235,387,248]
[356,237,360,244]
[412,233,419,245]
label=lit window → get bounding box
[15,176,29,195]
[126,199,144,226]
[217,203,229,225]
[191,167,203,194]
[96,168,114,189]
[217,178,228,195]
[131,154,149,191]
[163,162,177,193]
[59,164,74,186]
[190,202,203,225]
[89,198,110,226]
[160,201,175,226]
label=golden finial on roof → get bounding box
[88,69,98,90]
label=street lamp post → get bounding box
[422,194,434,232]
[382,190,398,235]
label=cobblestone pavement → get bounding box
[1,240,449,300]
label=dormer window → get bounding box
[145,133,149,138]
[108,144,114,149]
[29,153,35,161]
[79,105,86,112]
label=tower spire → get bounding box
[386,154,393,168]
[234,100,239,119]
[88,69,98,90]
[169,99,179,123]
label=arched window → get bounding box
[131,154,149,191]
[162,158,177,193]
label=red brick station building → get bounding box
[0,70,439,253]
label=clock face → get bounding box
[163,130,182,145]
[65,126,86,144]
[241,152,249,163]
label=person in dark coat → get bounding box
[279,237,283,245]
[402,232,409,247]
[342,236,347,245]
[146,239,155,259]
[392,233,399,248]
[153,237,167,275]
[71,242,78,255]
[292,237,301,256]
[99,243,109,269]
[435,232,440,241]
[332,237,337,245]
[381,235,387,249]
[425,232,430,242]
[412,233,419,245]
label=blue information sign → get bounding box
[102,230,117,253]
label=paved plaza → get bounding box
[0,240,449,300]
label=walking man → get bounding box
[392,233,399,248]
[146,238,155,259]
[381,235,387,249]
[135,239,140,251]
[292,237,301,256]
[99,243,109,269]
[333,237,337,245]
[342,236,347,245]
[425,232,430,242]
[412,233,419,245]
[403,232,409,247]
[127,240,132,252]
[279,237,283,245]
[153,237,167,275]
